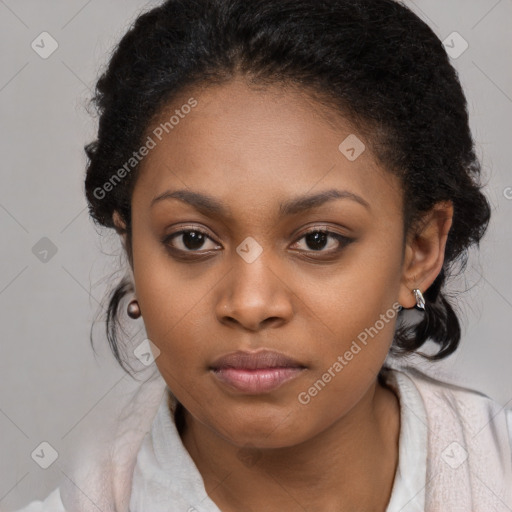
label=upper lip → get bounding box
[210,349,305,370]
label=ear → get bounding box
[113,210,136,283]
[112,210,128,251]
[399,201,454,308]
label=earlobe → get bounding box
[398,201,454,308]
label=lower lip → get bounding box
[211,367,305,393]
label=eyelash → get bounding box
[162,226,354,259]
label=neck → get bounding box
[180,376,400,512]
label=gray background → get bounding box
[0,0,511,509]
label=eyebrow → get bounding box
[150,188,370,216]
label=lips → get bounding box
[209,349,305,371]
[209,349,306,394]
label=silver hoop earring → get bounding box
[412,288,425,310]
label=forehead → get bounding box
[133,78,403,220]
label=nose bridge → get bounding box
[234,245,276,296]
[216,240,293,330]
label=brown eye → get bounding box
[292,228,353,254]
[163,229,220,252]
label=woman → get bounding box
[11,0,512,510]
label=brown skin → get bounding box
[113,77,453,511]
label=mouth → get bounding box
[210,349,305,371]
[209,349,307,394]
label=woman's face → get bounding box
[126,78,410,448]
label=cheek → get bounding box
[136,272,212,373]
[294,234,403,346]
[294,302,399,432]
[291,233,402,400]
[131,229,212,372]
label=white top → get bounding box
[129,368,429,512]
[11,366,512,512]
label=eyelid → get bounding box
[297,224,346,236]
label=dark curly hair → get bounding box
[84,0,491,378]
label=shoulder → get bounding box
[388,364,512,452]
[396,365,502,400]
[6,488,65,512]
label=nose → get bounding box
[215,253,294,332]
